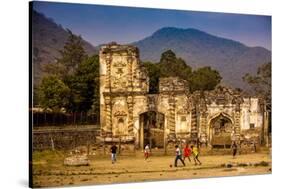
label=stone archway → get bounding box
[208,113,234,148]
[139,111,165,150]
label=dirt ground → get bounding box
[32,151,271,187]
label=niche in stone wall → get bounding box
[177,115,190,133]
[112,98,128,136]
[117,117,125,135]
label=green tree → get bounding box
[39,30,99,117]
[64,55,99,113]
[189,66,222,92]
[43,29,87,78]
[142,61,160,93]
[159,50,192,81]
[243,62,271,102]
[38,75,70,112]
[59,29,87,74]
[142,50,221,94]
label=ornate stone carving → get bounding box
[113,61,126,68]
[114,111,127,117]
[99,43,264,149]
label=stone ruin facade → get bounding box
[99,43,270,151]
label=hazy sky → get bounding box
[33,1,271,50]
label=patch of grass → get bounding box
[33,150,65,163]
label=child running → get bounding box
[174,145,185,167]
[183,144,192,162]
[191,145,202,165]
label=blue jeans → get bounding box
[175,155,185,167]
[111,153,117,163]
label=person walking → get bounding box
[191,145,202,165]
[174,145,185,167]
[144,144,150,160]
[183,144,192,162]
[110,144,118,164]
[231,141,238,158]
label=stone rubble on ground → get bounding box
[64,154,90,166]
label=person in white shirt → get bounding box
[144,144,150,160]
[174,145,185,167]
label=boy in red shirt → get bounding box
[183,144,192,162]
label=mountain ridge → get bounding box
[131,27,271,89]
[32,11,271,90]
[32,10,98,86]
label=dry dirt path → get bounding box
[32,152,271,187]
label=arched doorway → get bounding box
[139,111,165,150]
[209,113,234,148]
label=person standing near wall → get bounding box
[110,143,118,164]
[231,141,238,158]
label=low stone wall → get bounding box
[32,126,100,151]
[32,126,267,156]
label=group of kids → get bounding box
[111,143,202,167]
[174,144,202,167]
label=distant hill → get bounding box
[132,27,271,89]
[32,10,98,86]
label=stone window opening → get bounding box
[250,123,255,129]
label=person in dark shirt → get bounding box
[231,141,238,158]
[110,144,118,164]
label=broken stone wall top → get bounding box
[159,77,189,93]
[100,42,139,57]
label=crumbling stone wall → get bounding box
[99,43,268,151]
[33,127,100,151]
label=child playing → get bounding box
[191,145,202,165]
[183,144,192,162]
[174,145,185,167]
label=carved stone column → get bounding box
[105,56,112,89]
[199,97,208,145]
[199,112,208,146]
[168,96,176,136]
[127,56,133,91]
[234,102,241,142]
[127,96,134,135]
[190,106,198,142]
[105,96,112,135]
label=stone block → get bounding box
[64,155,90,166]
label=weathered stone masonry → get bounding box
[99,43,269,150]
